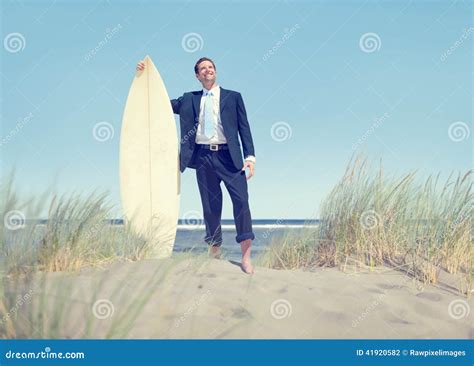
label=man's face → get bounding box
[195,60,216,84]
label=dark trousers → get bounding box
[195,146,255,246]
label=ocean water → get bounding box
[13,219,320,263]
[173,219,320,261]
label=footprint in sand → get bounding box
[231,307,252,319]
[321,311,349,323]
[376,283,407,291]
[412,302,442,319]
[415,292,443,302]
[384,313,413,325]
[278,286,288,294]
[367,288,386,295]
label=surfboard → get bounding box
[120,55,180,258]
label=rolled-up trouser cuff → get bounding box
[205,239,223,247]
[235,232,255,243]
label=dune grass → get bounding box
[0,178,153,275]
[1,154,472,338]
[0,174,219,339]
[259,156,473,295]
[0,175,219,339]
[0,176,187,338]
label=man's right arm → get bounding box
[170,97,182,115]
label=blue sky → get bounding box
[1,0,472,220]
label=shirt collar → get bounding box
[203,85,220,95]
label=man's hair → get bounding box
[194,57,216,74]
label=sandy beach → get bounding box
[7,255,473,339]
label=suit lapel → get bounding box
[219,87,229,116]
[192,91,202,125]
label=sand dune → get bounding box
[9,255,473,339]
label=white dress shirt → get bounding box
[196,85,255,164]
[196,85,227,144]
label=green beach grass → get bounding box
[0,175,192,338]
[1,156,472,338]
[258,156,473,295]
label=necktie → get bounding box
[204,91,216,139]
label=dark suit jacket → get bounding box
[171,88,255,173]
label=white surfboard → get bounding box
[120,55,180,258]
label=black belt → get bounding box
[199,144,229,151]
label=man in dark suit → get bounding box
[136,57,256,273]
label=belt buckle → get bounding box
[210,144,219,151]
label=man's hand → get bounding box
[242,161,255,180]
[136,60,145,72]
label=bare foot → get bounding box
[241,261,254,274]
[208,246,221,259]
[240,239,254,274]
